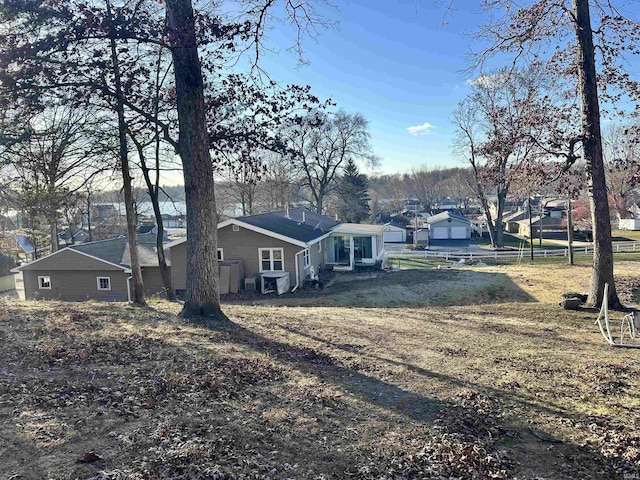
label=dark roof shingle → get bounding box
[238,208,339,243]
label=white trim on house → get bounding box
[38,276,51,289]
[96,276,111,291]
[10,247,132,273]
[258,247,285,272]
[217,248,224,261]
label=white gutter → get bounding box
[126,276,132,302]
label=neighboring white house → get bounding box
[619,218,640,231]
[426,212,472,240]
[383,224,407,243]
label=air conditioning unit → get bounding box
[244,276,258,291]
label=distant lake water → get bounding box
[103,201,187,217]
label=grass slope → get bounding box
[1,261,640,479]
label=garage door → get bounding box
[451,227,468,239]
[431,227,448,239]
[384,231,404,243]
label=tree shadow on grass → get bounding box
[193,314,443,423]
[194,316,632,479]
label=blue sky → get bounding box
[249,1,486,175]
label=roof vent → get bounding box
[302,211,306,223]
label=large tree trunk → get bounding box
[107,12,146,306]
[573,0,620,308]
[494,189,507,248]
[166,0,223,318]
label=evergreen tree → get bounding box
[338,159,370,223]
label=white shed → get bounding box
[619,218,640,231]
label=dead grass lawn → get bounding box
[1,261,640,479]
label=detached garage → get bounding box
[383,224,407,243]
[426,212,471,240]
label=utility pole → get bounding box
[567,197,574,265]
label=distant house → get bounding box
[619,218,640,231]
[383,223,407,243]
[516,216,563,238]
[12,233,169,301]
[169,208,386,296]
[503,210,529,234]
[425,211,472,240]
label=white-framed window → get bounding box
[217,248,224,261]
[97,277,111,291]
[38,276,51,290]
[232,224,240,232]
[303,249,310,269]
[259,248,284,272]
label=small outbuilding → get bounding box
[383,223,407,243]
[619,218,640,231]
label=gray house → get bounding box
[13,208,387,301]
[426,211,472,240]
[169,208,386,295]
[11,233,168,301]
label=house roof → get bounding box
[384,223,406,231]
[167,208,385,249]
[332,223,385,235]
[236,208,340,243]
[187,208,340,248]
[70,232,167,267]
[425,211,471,225]
[11,247,131,273]
[516,216,564,227]
[504,210,529,223]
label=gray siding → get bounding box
[143,266,171,297]
[219,224,302,282]
[22,269,129,301]
[170,242,187,291]
[170,225,310,291]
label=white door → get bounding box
[431,227,448,239]
[450,227,468,239]
[384,231,404,243]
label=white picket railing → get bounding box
[385,241,640,261]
